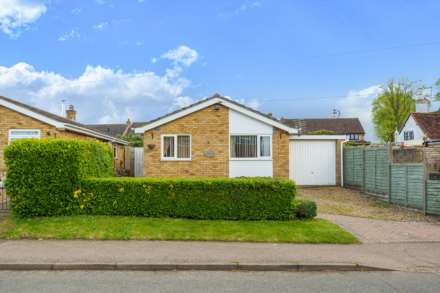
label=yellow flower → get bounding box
[73,189,81,198]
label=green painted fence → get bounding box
[343,145,440,215]
[343,147,389,195]
[427,180,440,215]
[390,164,425,209]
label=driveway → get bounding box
[299,187,440,243]
[321,213,440,243]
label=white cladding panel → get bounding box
[289,140,336,185]
[229,109,273,134]
[229,160,273,177]
[228,109,273,177]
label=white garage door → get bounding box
[289,140,336,185]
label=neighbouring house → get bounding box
[396,112,440,146]
[134,94,348,186]
[0,96,128,177]
[280,118,365,141]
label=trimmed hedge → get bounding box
[75,177,297,220]
[5,139,113,217]
[293,199,317,219]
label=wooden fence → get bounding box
[343,145,440,216]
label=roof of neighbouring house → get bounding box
[411,112,440,140]
[0,95,127,145]
[280,118,365,135]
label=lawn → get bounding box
[0,215,358,244]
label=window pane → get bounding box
[260,136,271,157]
[231,135,257,158]
[163,136,175,157]
[177,135,190,158]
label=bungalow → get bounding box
[134,94,348,186]
[0,95,128,177]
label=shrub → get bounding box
[75,177,296,220]
[5,139,113,217]
[293,199,317,219]
[305,129,336,135]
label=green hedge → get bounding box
[5,139,114,217]
[293,199,317,219]
[75,177,296,220]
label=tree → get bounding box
[118,133,143,147]
[435,79,440,100]
[372,79,416,142]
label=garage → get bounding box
[289,135,345,186]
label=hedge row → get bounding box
[5,139,114,217]
[74,177,297,220]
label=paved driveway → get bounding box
[321,213,440,243]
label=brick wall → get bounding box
[143,104,229,177]
[0,105,125,176]
[335,139,343,186]
[272,128,289,178]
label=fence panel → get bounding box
[427,180,440,215]
[134,147,144,177]
[343,147,364,187]
[390,164,425,208]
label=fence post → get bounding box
[362,147,366,194]
[387,143,392,202]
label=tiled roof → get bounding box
[281,118,365,135]
[412,112,440,140]
[0,95,127,144]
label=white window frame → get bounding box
[8,129,41,144]
[229,134,272,161]
[160,134,192,161]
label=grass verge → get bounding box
[0,215,358,244]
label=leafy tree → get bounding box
[435,79,440,100]
[372,79,416,142]
[118,133,143,147]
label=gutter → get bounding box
[64,123,128,145]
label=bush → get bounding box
[293,199,317,219]
[75,177,296,220]
[305,129,337,135]
[5,139,113,217]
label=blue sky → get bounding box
[1,0,440,140]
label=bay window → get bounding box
[161,134,191,160]
[230,135,271,159]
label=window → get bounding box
[348,133,360,141]
[161,135,191,160]
[230,135,271,159]
[113,144,118,160]
[404,131,414,141]
[8,129,40,144]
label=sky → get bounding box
[1,0,440,141]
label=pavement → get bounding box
[0,240,439,272]
[1,271,440,293]
[320,213,440,243]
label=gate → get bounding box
[0,183,8,212]
[134,147,144,177]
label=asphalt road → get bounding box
[0,271,440,293]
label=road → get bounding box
[0,271,439,292]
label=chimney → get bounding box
[415,98,431,113]
[267,112,273,118]
[66,105,77,121]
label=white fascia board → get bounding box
[134,97,298,134]
[0,99,64,129]
[289,134,347,140]
[64,124,128,145]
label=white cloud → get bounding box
[160,45,199,67]
[93,22,108,31]
[219,0,262,17]
[71,7,81,15]
[224,95,260,110]
[0,0,47,37]
[0,59,194,123]
[57,29,80,41]
[170,96,194,110]
[336,85,383,142]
